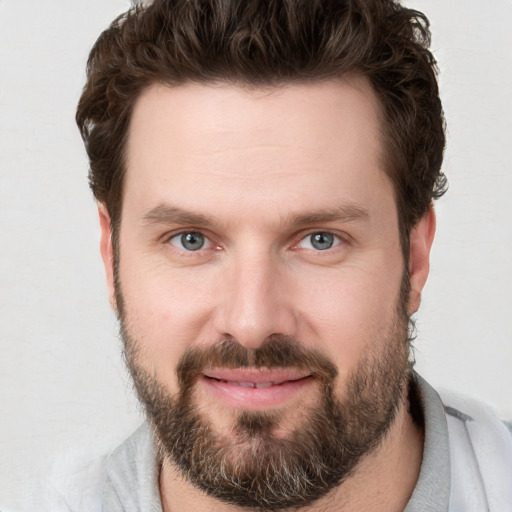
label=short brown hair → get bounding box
[76,0,446,253]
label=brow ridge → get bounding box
[142,204,215,226]
[287,204,369,227]
[141,202,369,228]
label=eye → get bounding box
[297,232,341,251]
[169,231,211,251]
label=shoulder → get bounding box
[439,388,512,444]
[439,389,512,511]
[43,452,108,512]
[44,424,155,512]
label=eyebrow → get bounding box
[142,204,216,226]
[287,204,369,227]
[141,203,369,228]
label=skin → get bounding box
[99,77,435,511]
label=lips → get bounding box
[200,368,314,409]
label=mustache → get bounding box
[176,334,338,389]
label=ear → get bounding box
[407,207,436,315]
[98,203,116,311]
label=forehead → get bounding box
[127,77,383,159]
[124,78,393,224]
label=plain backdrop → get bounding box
[0,0,511,510]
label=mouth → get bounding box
[200,368,314,409]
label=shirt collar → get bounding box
[404,372,451,512]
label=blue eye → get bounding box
[169,232,210,251]
[298,232,340,251]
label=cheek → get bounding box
[119,259,219,387]
[294,264,404,376]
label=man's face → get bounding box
[99,78,433,508]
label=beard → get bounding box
[117,277,412,510]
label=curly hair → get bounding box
[76,0,446,254]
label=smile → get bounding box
[200,370,314,409]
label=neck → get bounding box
[159,401,424,512]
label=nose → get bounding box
[213,252,297,349]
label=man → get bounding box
[60,0,511,510]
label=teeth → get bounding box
[223,380,276,388]
[255,382,274,388]
[238,382,255,388]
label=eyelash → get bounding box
[167,231,214,252]
[164,229,347,254]
[295,231,344,252]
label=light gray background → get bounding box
[0,0,511,510]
